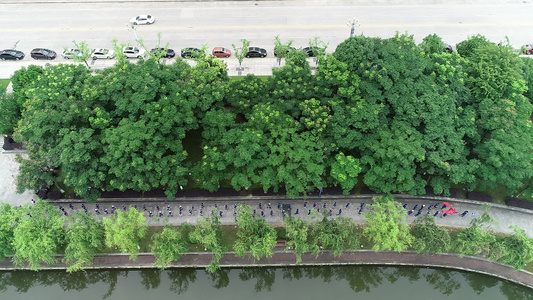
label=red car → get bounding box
[522,44,533,55]
[212,47,231,58]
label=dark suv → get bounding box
[181,48,203,58]
[245,47,267,58]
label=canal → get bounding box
[0,266,531,299]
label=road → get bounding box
[0,0,532,77]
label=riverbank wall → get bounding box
[1,250,532,289]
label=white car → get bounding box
[122,46,146,59]
[130,15,155,25]
[91,48,115,59]
[61,48,81,59]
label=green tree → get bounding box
[273,35,294,66]
[283,216,313,263]
[456,34,491,58]
[0,204,23,260]
[102,207,147,260]
[151,225,188,269]
[330,152,362,194]
[411,215,451,253]
[522,56,533,103]
[188,214,225,273]
[12,200,65,270]
[453,209,497,257]
[0,93,20,136]
[233,205,277,260]
[64,212,104,272]
[463,41,533,195]
[311,215,359,257]
[0,65,44,136]
[363,196,414,251]
[69,40,93,69]
[419,33,448,54]
[232,39,251,68]
[224,74,267,115]
[492,226,533,270]
[13,64,91,197]
[308,35,328,65]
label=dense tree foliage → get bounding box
[363,196,413,251]
[453,210,497,257]
[233,205,277,260]
[188,215,226,273]
[6,32,533,201]
[311,214,359,257]
[102,208,147,260]
[12,200,65,270]
[411,215,451,253]
[0,204,22,260]
[64,212,104,272]
[151,225,189,269]
[283,216,313,263]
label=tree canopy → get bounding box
[6,33,533,202]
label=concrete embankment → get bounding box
[0,250,532,289]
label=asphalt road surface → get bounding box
[0,0,532,77]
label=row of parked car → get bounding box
[0,44,325,61]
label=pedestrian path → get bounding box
[42,195,533,237]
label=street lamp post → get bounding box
[127,23,138,40]
[347,17,360,38]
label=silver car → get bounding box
[91,48,115,59]
[130,15,155,25]
[61,48,81,59]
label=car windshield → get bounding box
[147,15,152,18]
[42,50,49,55]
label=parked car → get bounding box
[245,47,267,58]
[180,48,203,58]
[302,46,325,57]
[130,15,155,25]
[122,46,146,58]
[522,44,533,55]
[150,47,175,58]
[444,43,453,54]
[30,48,57,60]
[0,49,24,60]
[274,46,296,57]
[212,47,231,58]
[62,48,81,59]
[91,48,115,59]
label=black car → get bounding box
[0,49,25,61]
[30,48,57,60]
[180,48,203,58]
[303,46,324,57]
[150,48,176,58]
[444,43,453,54]
[245,47,267,58]
[274,46,296,57]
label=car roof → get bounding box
[1,49,21,54]
[213,47,226,51]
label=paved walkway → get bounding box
[45,195,533,237]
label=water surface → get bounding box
[0,266,531,300]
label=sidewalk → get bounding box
[42,195,533,237]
